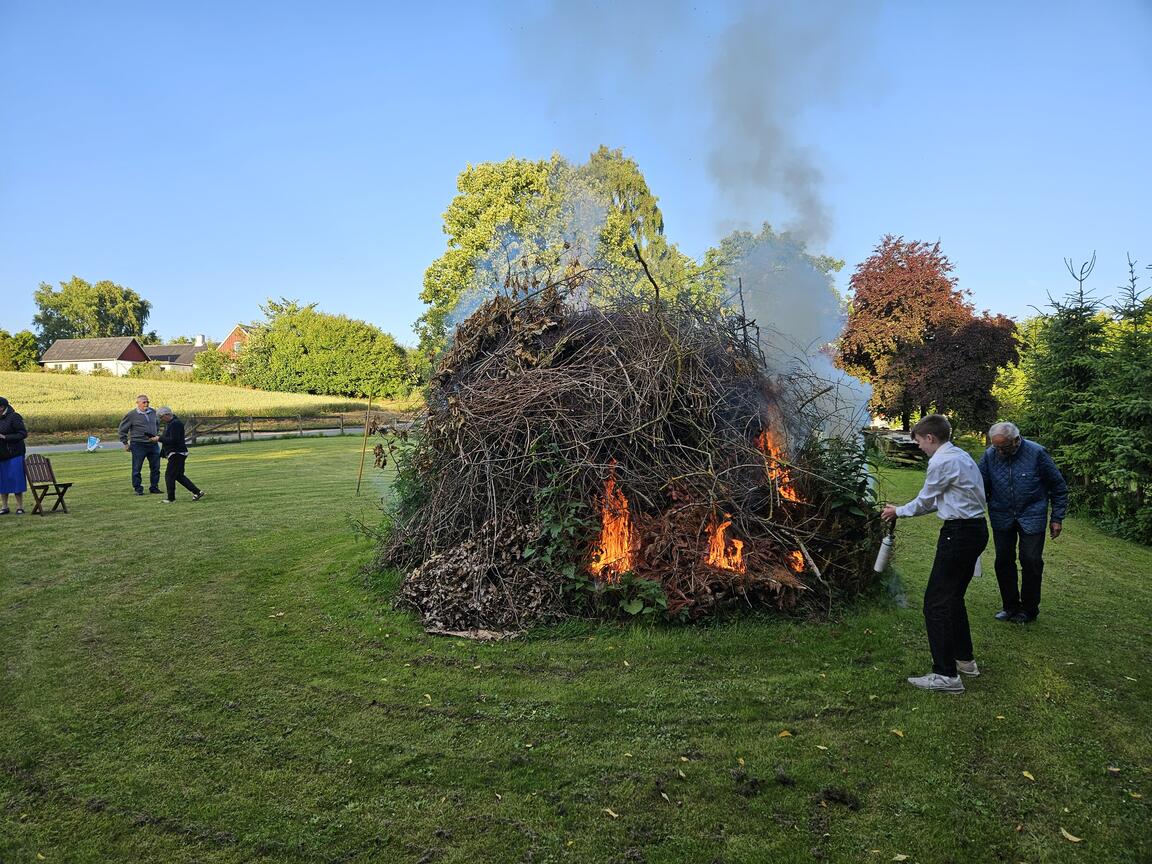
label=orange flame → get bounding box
[787,550,806,573]
[589,466,639,582]
[706,514,746,573]
[756,428,802,503]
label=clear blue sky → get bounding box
[2,0,1149,346]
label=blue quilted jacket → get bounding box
[978,439,1068,533]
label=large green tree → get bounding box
[838,236,1016,430]
[416,147,699,357]
[0,329,41,371]
[239,300,411,399]
[579,146,699,301]
[32,277,152,350]
[417,155,565,354]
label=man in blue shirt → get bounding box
[978,422,1068,624]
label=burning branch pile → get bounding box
[378,279,880,631]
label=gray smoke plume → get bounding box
[727,233,872,439]
[706,2,869,246]
[519,1,876,246]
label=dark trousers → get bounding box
[130,441,161,492]
[993,524,1046,616]
[924,519,988,677]
[164,454,201,500]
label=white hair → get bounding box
[988,421,1020,439]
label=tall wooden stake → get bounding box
[738,276,748,346]
[355,394,374,496]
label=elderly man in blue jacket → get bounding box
[978,422,1068,623]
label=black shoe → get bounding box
[1011,611,1035,623]
[135,489,145,496]
[994,609,1015,621]
[191,491,205,501]
[148,488,163,494]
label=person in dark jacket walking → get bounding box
[978,422,1068,623]
[152,407,204,504]
[0,396,28,515]
[118,394,161,495]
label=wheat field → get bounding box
[0,370,399,434]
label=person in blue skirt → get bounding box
[0,396,28,515]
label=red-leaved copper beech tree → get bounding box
[837,235,1016,431]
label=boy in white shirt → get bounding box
[882,414,988,693]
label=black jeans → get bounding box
[164,453,201,500]
[992,524,1046,617]
[130,441,160,492]
[924,519,989,677]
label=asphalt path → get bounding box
[28,427,363,454]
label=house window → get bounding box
[233,340,243,352]
[93,362,103,369]
[69,363,78,369]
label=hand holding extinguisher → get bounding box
[873,516,896,572]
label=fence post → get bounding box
[298,414,303,437]
[237,418,242,443]
[189,416,197,445]
[340,414,344,434]
[249,416,255,440]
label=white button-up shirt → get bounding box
[896,441,987,520]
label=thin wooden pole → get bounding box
[355,394,374,496]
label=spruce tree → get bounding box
[1023,255,1108,508]
[1097,255,1152,540]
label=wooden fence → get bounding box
[186,414,347,444]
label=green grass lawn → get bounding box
[2,438,1149,863]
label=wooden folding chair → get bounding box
[23,454,73,515]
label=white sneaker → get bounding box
[907,672,964,693]
[160,498,175,504]
[956,659,980,677]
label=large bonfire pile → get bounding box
[378,276,881,631]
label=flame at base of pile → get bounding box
[706,514,746,574]
[589,467,639,582]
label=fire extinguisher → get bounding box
[873,518,896,573]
